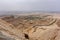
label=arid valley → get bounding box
[0,12,60,40]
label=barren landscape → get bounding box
[0,13,60,40]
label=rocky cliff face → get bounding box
[0,14,60,40]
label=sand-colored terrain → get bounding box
[0,14,60,40]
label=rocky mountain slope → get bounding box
[0,14,60,40]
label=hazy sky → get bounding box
[0,0,60,12]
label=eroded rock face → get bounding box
[0,32,15,40]
[56,20,60,27]
[0,14,60,40]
